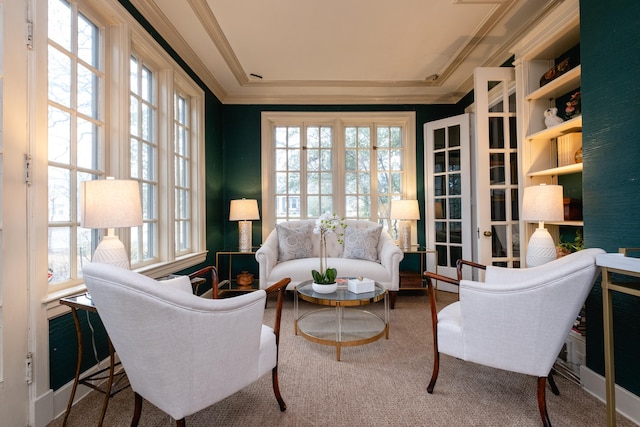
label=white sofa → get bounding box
[255,219,404,308]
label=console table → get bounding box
[597,249,640,426]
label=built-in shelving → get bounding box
[528,163,582,177]
[525,65,581,102]
[526,116,582,141]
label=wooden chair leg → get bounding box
[176,418,186,427]
[548,369,560,395]
[272,366,287,411]
[537,377,552,427]
[131,392,143,427]
[389,291,397,309]
[427,353,440,393]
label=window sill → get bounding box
[45,251,208,319]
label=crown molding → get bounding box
[130,0,228,99]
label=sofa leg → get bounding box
[389,291,397,309]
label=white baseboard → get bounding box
[580,366,640,425]
[34,358,121,427]
[33,389,53,427]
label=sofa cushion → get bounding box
[342,224,382,262]
[269,257,392,287]
[276,223,313,261]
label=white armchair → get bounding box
[82,262,289,427]
[424,248,605,426]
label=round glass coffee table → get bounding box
[294,279,389,361]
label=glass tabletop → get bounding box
[296,279,386,306]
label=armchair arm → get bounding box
[264,277,291,347]
[188,266,220,298]
[456,259,486,281]
[255,230,279,289]
[378,231,404,290]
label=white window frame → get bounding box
[261,111,416,237]
[44,0,206,300]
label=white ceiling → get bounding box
[130,0,563,104]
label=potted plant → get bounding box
[557,229,584,257]
[311,212,346,293]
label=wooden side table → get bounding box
[59,293,129,427]
[597,248,640,426]
[399,247,438,291]
[215,249,258,296]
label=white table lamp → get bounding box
[390,199,420,251]
[521,184,564,267]
[230,199,260,252]
[81,178,143,269]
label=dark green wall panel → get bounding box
[581,0,640,395]
[49,312,109,390]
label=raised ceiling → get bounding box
[131,0,563,104]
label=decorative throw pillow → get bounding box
[342,225,382,262]
[276,224,313,261]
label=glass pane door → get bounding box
[424,114,472,284]
[473,67,520,268]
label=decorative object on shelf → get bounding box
[80,178,143,269]
[544,107,564,128]
[565,91,581,120]
[574,147,583,163]
[236,271,254,289]
[522,184,564,267]
[311,212,346,288]
[557,228,584,256]
[539,56,577,87]
[229,198,260,252]
[390,199,420,251]
[563,197,583,220]
[557,132,582,166]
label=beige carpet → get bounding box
[49,290,637,427]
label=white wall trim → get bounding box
[580,366,640,425]
[34,358,123,427]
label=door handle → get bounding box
[483,231,492,237]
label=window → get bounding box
[261,112,416,235]
[47,0,206,292]
[47,0,103,287]
[129,54,158,265]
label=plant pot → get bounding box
[312,282,338,294]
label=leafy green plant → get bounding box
[311,267,337,285]
[558,228,584,252]
[311,213,346,284]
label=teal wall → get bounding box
[581,0,640,396]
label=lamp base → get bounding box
[526,227,557,267]
[92,235,131,269]
[398,220,411,251]
[238,221,252,252]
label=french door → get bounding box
[424,67,519,289]
[424,114,472,287]
[0,0,31,424]
[473,67,520,268]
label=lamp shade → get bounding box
[390,199,420,220]
[229,199,260,221]
[81,179,143,229]
[521,184,564,222]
